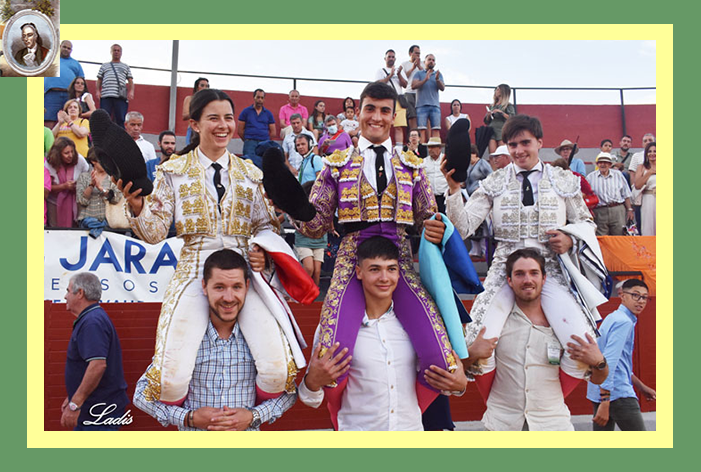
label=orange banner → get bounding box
[597,236,656,296]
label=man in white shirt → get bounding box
[400,45,423,134]
[482,248,608,431]
[424,137,448,213]
[125,111,157,163]
[375,49,408,146]
[298,236,466,431]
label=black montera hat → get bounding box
[90,109,153,196]
[444,118,472,182]
[262,147,317,222]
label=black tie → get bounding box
[373,146,387,195]
[211,162,225,210]
[519,170,535,206]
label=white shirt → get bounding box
[424,152,449,195]
[135,135,158,163]
[401,60,423,93]
[483,305,573,431]
[375,67,408,96]
[198,149,231,205]
[513,160,544,204]
[282,128,317,170]
[628,151,644,173]
[358,136,394,192]
[298,305,423,431]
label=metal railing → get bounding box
[79,59,655,137]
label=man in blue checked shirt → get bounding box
[134,249,296,430]
[586,279,656,430]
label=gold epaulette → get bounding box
[322,148,352,168]
[398,150,425,169]
[239,157,263,183]
[159,152,192,174]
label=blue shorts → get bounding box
[416,105,441,130]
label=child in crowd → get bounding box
[340,106,360,148]
[294,181,328,287]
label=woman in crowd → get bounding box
[67,77,96,119]
[336,97,356,122]
[76,149,123,238]
[182,77,210,144]
[484,84,515,153]
[307,100,326,140]
[318,115,352,156]
[445,99,471,130]
[53,99,90,157]
[44,137,90,227]
[634,141,656,236]
[403,128,427,158]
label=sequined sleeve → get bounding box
[295,165,337,239]
[445,186,492,239]
[412,167,438,230]
[565,191,596,230]
[128,168,175,244]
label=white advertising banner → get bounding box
[44,230,184,303]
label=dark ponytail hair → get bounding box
[178,89,235,155]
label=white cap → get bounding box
[490,145,510,157]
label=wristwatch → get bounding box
[593,357,608,370]
[248,408,262,429]
[68,401,81,411]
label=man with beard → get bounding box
[133,249,297,431]
[145,131,177,182]
[481,249,608,431]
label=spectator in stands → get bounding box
[279,89,309,139]
[183,77,210,144]
[282,113,317,172]
[77,149,123,238]
[586,152,634,236]
[67,77,96,119]
[133,250,297,430]
[628,133,655,230]
[96,44,134,128]
[445,99,471,131]
[294,181,327,287]
[295,135,323,185]
[308,100,326,141]
[318,115,352,156]
[125,111,157,163]
[61,272,129,430]
[52,99,90,158]
[44,41,84,124]
[633,141,656,236]
[424,137,448,213]
[629,133,655,174]
[340,106,360,147]
[484,84,515,154]
[466,143,492,195]
[146,131,177,182]
[45,137,90,228]
[404,129,427,158]
[44,121,54,156]
[586,279,656,431]
[600,139,613,154]
[551,157,598,212]
[336,97,356,122]
[488,144,511,170]
[400,45,423,133]
[554,139,586,176]
[612,135,634,172]
[237,89,276,157]
[376,49,408,146]
[412,54,445,142]
[44,166,51,226]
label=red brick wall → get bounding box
[44,297,656,431]
[84,81,655,148]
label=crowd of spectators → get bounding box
[44,41,656,243]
